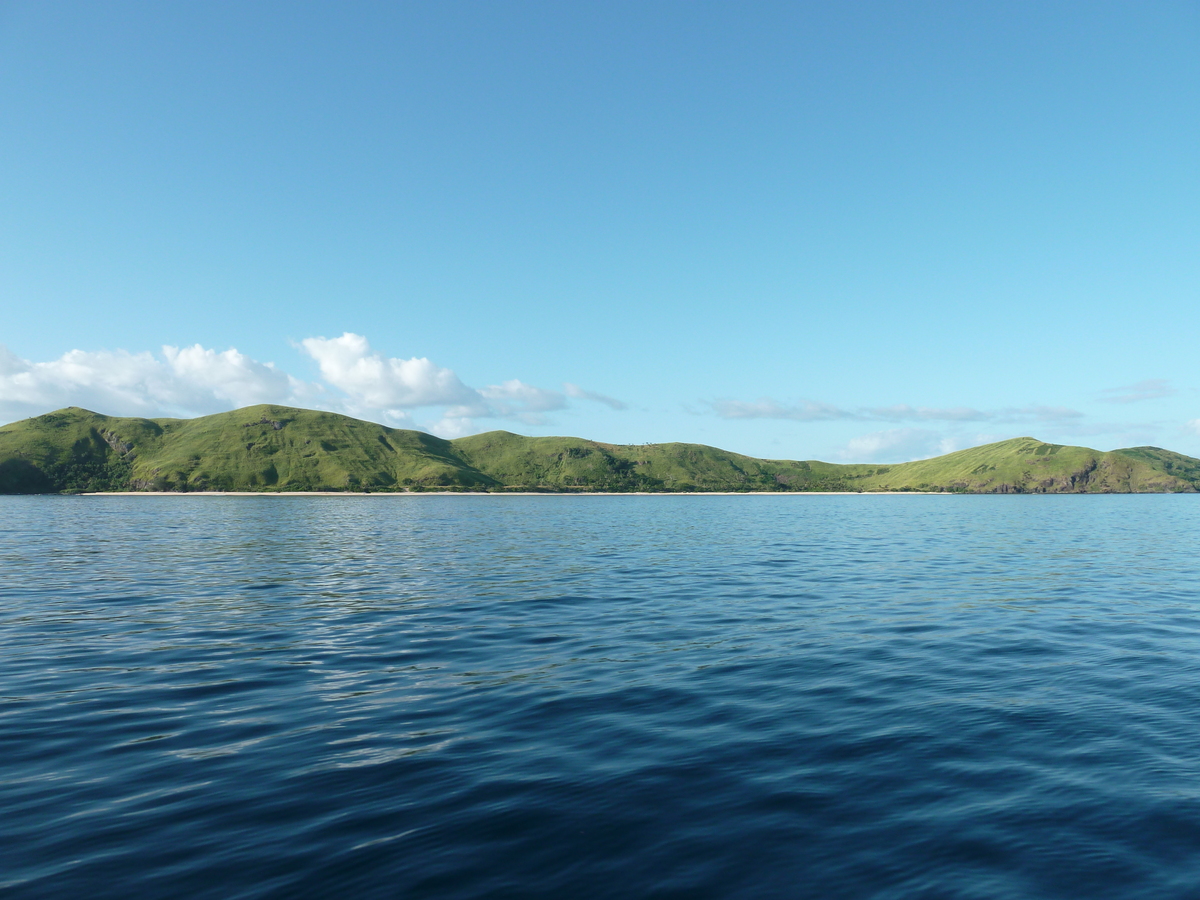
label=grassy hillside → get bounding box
[135,406,492,491]
[1111,447,1200,487]
[0,408,161,493]
[832,438,1195,493]
[1,406,1198,494]
[452,432,850,492]
[0,406,492,493]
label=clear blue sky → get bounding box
[2,1,1197,461]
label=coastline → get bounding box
[79,490,944,497]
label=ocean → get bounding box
[3,494,1200,898]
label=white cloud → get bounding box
[0,334,624,437]
[838,428,959,463]
[564,383,627,410]
[296,333,609,429]
[162,344,297,408]
[0,343,301,422]
[299,333,477,410]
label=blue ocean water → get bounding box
[3,494,1200,898]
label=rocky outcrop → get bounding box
[243,415,284,431]
[99,429,136,458]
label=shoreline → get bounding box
[68,489,1193,497]
[79,489,945,497]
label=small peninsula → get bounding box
[1,405,1198,495]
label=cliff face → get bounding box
[1,408,1198,494]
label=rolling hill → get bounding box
[0,405,1197,494]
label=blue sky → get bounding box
[1,1,1197,461]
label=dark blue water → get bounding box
[3,495,1200,898]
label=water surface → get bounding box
[3,494,1200,898]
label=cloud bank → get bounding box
[0,333,626,437]
[5,338,1186,459]
[710,397,1084,425]
[0,343,304,423]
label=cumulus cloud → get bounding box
[838,428,960,463]
[1101,379,1176,404]
[0,343,302,422]
[564,383,627,410]
[295,333,623,430]
[0,334,625,437]
[299,333,477,410]
[161,344,298,407]
[709,397,1083,424]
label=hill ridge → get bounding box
[1,405,1197,494]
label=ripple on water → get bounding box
[3,494,1200,898]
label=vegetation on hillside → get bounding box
[838,438,1193,493]
[1,405,1197,494]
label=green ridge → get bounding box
[1,405,1197,494]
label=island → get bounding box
[1,405,1198,495]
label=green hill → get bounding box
[451,431,849,492]
[0,406,489,493]
[1,405,1197,494]
[835,438,1194,493]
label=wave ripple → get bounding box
[3,495,1200,898]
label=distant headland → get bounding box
[2,405,1198,495]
